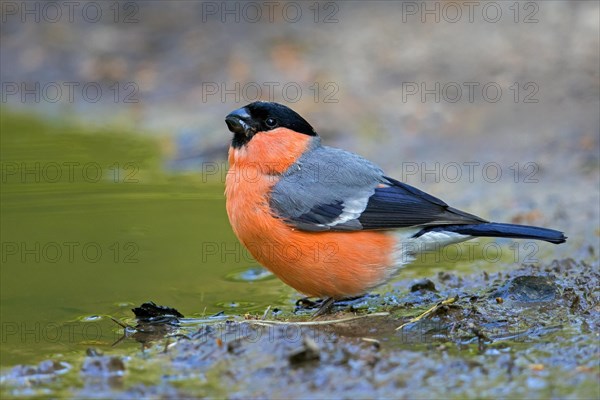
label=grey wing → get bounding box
[269,146,383,231]
[269,146,487,232]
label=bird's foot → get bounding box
[310,297,336,319]
[295,294,378,317]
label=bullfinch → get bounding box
[224,101,566,312]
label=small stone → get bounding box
[491,276,557,303]
[410,279,437,292]
[289,336,320,365]
[81,356,125,377]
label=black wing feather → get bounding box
[356,177,487,230]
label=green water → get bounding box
[0,111,290,367]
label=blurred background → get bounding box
[1,1,598,367]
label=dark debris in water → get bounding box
[109,302,186,349]
[131,301,184,324]
[2,259,599,399]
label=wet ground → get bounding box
[2,259,598,399]
[1,1,599,398]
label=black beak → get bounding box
[225,107,255,137]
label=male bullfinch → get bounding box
[224,101,566,312]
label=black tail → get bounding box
[415,222,567,244]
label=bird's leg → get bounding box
[311,297,336,319]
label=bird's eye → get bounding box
[265,117,277,128]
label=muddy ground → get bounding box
[2,258,598,399]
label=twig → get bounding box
[395,296,458,331]
[248,312,389,326]
[261,305,271,320]
[110,316,134,329]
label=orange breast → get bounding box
[225,130,396,298]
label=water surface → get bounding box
[1,112,289,366]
